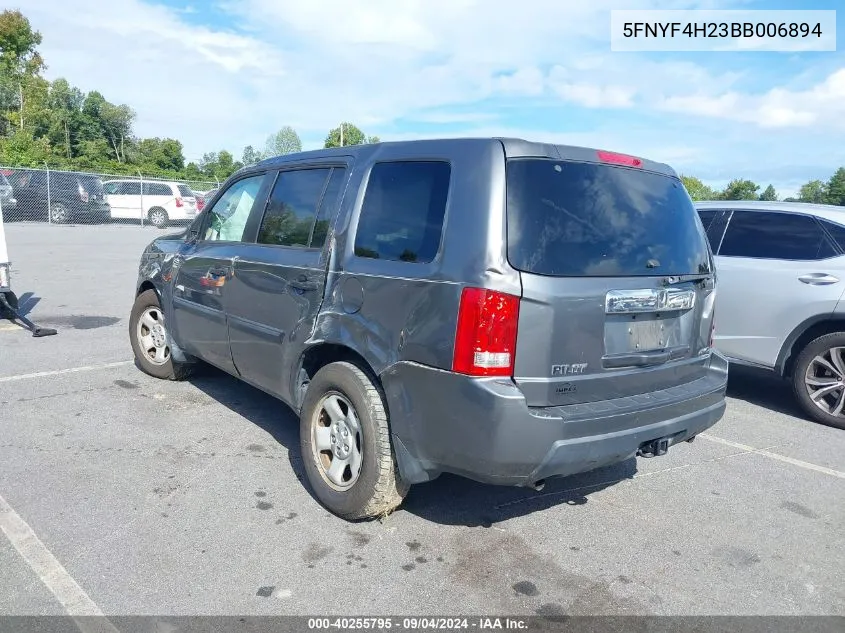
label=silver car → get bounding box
[696,200,845,429]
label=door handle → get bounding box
[798,273,839,285]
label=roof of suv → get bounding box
[695,200,845,224]
[254,137,678,178]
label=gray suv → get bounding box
[130,138,727,520]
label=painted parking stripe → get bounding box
[0,360,133,383]
[700,433,845,480]
[0,492,119,633]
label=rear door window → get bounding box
[719,211,834,260]
[143,182,172,196]
[506,159,712,277]
[819,219,845,254]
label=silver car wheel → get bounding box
[311,392,363,491]
[804,346,845,417]
[50,202,69,223]
[136,306,170,366]
[149,209,167,227]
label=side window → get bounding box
[719,211,833,260]
[103,182,120,195]
[143,182,171,196]
[353,161,451,263]
[820,220,845,254]
[121,181,141,196]
[697,209,716,231]
[311,167,347,248]
[204,174,265,242]
[257,168,331,247]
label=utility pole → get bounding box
[340,122,344,147]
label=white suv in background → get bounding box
[103,179,198,228]
[696,200,845,430]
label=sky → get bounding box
[16,0,845,197]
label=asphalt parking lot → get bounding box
[1,222,844,618]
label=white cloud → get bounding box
[14,0,845,194]
[658,68,845,129]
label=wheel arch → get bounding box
[292,343,380,413]
[777,313,845,377]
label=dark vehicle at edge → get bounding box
[5,169,110,223]
[129,137,728,521]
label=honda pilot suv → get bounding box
[129,138,727,520]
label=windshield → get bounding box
[506,158,712,277]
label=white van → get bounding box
[103,180,198,228]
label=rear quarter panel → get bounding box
[310,139,520,375]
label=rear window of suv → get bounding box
[505,158,712,277]
[177,184,193,198]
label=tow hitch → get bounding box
[637,437,670,458]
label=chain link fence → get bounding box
[0,166,218,229]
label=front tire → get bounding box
[299,361,409,520]
[792,332,845,430]
[129,289,193,381]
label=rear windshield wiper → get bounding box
[661,273,713,286]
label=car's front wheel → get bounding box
[129,289,193,381]
[299,361,409,520]
[792,331,845,430]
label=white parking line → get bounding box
[700,433,845,480]
[0,492,119,633]
[0,361,133,383]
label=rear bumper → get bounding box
[71,201,110,219]
[380,352,729,486]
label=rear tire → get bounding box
[129,289,193,381]
[148,207,169,229]
[791,332,845,430]
[299,361,409,520]
[49,202,69,224]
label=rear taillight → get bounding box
[452,287,520,377]
[78,183,89,202]
[175,197,183,207]
[196,198,205,210]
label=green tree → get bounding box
[719,179,760,201]
[759,184,778,201]
[137,137,184,172]
[799,179,828,204]
[241,145,262,166]
[680,175,716,201]
[0,127,51,166]
[325,122,367,148]
[265,125,301,156]
[825,168,845,206]
[0,9,46,134]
